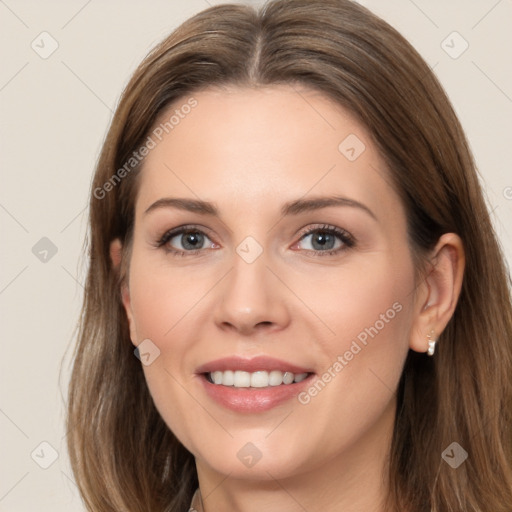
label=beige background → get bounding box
[1,0,511,510]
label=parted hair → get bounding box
[67,1,512,510]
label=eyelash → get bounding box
[156,224,356,258]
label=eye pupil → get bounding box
[312,232,335,250]
[182,231,204,250]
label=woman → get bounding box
[67,0,512,510]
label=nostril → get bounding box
[257,321,272,326]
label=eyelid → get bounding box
[295,223,354,244]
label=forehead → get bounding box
[135,85,401,223]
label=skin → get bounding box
[111,85,464,512]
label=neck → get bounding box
[194,397,396,512]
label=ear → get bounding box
[110,238,138,346]
[409,233,465,353]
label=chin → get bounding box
[192,435,316,482]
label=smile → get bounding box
[196,355,316,412]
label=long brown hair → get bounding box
[67,1,512,510]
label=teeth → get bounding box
[294,372,308,383]
[207,370,309,387]
[269,370,283,386]
[222,370,234,386]
[251,371,268,388]
[282,372,295,384]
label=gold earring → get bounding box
[427,330,437,356]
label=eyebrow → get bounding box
[144,195,377,221]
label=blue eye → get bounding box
[157,226,215,256]
[300,229,341,251]
[295,224,355,257]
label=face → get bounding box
[119,85,421,482]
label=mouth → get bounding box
[195,356,316,412]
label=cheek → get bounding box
[296,254,415,431]
[127,254,211,342]
[295,253,414,419]
[126,253,215,449]
[303,253,414,356]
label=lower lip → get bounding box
[198,374,315,412]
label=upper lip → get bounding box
[196,356,314,374]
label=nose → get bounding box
[213,251,291,337]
